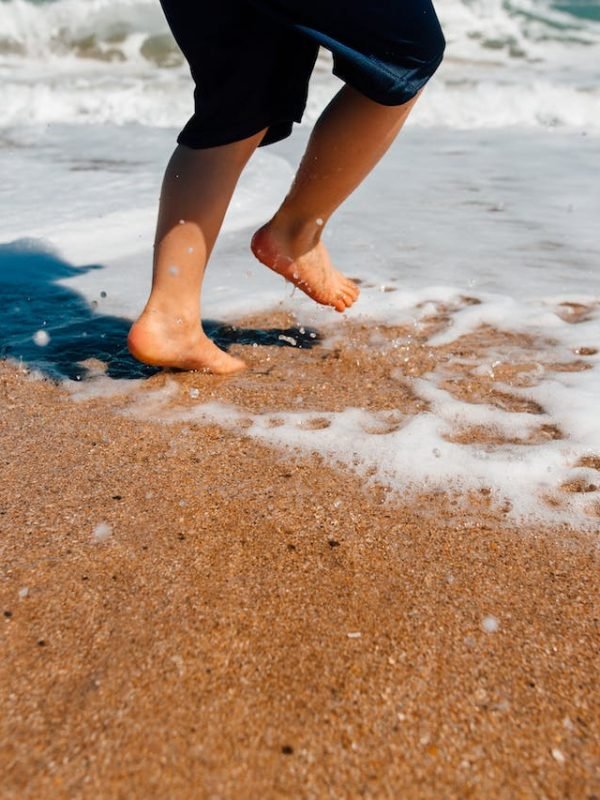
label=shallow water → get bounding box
[1,121,598,527]
[1,0,599,528]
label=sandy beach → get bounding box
[2,1,600,794]
[1,315,598,799]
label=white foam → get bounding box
[1,0,600,132]
[1,118,599,530]
[120,302,600,527]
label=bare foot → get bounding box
[251,222,360,313]
[128,310,246,374]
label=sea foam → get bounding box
[1,0,600,132]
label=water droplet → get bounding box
[481,615,499,633]
[32,330,50,347]
[278,334,297,347]
[92,522,112,543]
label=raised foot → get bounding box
[128,312,246,374]
[251,223,360,313]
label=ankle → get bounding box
[139,300,198,329]
[269,209,328,251]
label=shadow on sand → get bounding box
[0,240,320,382]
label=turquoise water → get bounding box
[553,0,600,20]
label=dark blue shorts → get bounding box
[160,0,445,148]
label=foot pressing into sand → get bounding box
[251,221,360,313]
[128,309,246,374]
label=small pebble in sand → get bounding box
[18,587,29,599]
[347,632,362,639]
[92,522,112,543]
[189,388,200,399]
[33,330,50,347]
[482,615,499,633]
[551,747,566,764]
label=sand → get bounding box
[1,317,599,799]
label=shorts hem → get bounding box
[332,53,445,107]
[177,107,304,150]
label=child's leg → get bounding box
[128,130,266,373]
[129,86,418,373]
[251,85,419,311]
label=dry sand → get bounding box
[1,315,599,799]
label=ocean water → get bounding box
[1,0,599,130]
[1,0,599,527]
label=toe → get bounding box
[346,280,360,298]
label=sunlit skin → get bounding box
[128,86,419,374]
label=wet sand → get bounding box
[1,316,599,799]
